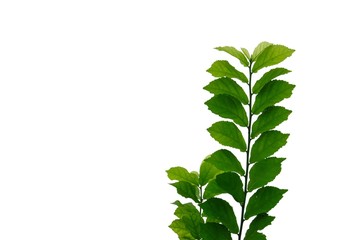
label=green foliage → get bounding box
[167,42,295,240]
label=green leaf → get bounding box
[245,186,287,219]
[252,45,295,73]
[205,94,248,127]
[207,121,247,152]
[250,131,289,163]
[200,222,232,240]
[207,60,248,83]
[199,161,223,186]
[203,179,226,199]
[216,172,244,204]
[169,219,195,240]
[252,67,291,94]
[181,214,203,239]
[204,149,245,175]
[171,181,200,203]
[173,201,200,218]
[244,231,266,240]
[247,213,275,235]
[251,106,292,138]
[252,41,272,61]
[200,198,239,233]
[248,157,285,191]
[203,77,249,104]
[252,80,295,115]
[241,48,251,60]
[215,46,249,67]
[167,167,199,186]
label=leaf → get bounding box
[199,161,223,186]
[241,48,251,60]
[200,222,232,240]
[244,231,266,240]
[216,46,249,67]
[200,198,239,233]
[204,149,245,175]
[203,77,249,104]
[173,201,200,218]
[245,186,287,219]
[252,80,295,115]
[252,41,272,61]
[207,121,247,151]
[248,157,285,191]
[167,167,199,186]
[169,219,195,240]
[252,67,291,94]
[247,213,275,235]
[205,94,248,127]
[171,181,200,203]
[252,45,295,73]
[216,172,244,204]
[207,60,248,83]
[251,106,292,138]
[181,214,203,239]
[203,179,226,199]
[250,131,289,163]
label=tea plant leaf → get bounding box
[200,222,232,240]
[245,186,287,219]
[205,94,248,127]
[248,157,285,191]
[252,68,291,94]
[169,219,195,240]
[252,45,295,73]
[204,149,245,175]
[251,106,292,138]
[203,77,249,104]
[207,121,246,151]
[200,198,239,233]
[241,48,251,60]
[167,167,199,186]
[215,46,249,67]
[207,60,248,83]
[250,131,289,163]
[171,181,200,203]
[252,41,272,61]
[244,231,266,240]
[247,213,275,235]
[216,172,244,204]
[199,161,223,186]
[203,179,226,199]
[252,80,295,115]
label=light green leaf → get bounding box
[167,167,199,186]
[216,172,244,204]
[173,201,200,218]
[252,68,291,94]
[181,214,203,239]
[252,41,272,61]
[252,80,295,115]
[171,181,200,203]
[203,77,249,104]
[169,219,195,240]
[199,161,223,186]
[204,149,245,175]
[247,213,275,235]
[251,106,292,138]
[248,157,285,191]
[244,231,266,240]
[245,186,287,219]
[207,60,248,83]
[203,179,226,199]
[200,198,239,233]
[241,48,251,60]
[200,222,232,240]
[216,46,249,67]
[207,121,247,152]
[252,45,295,73]
[250,131,289,163]
[205,94,248,127]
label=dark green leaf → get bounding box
[203,77,249,104]
[250,131,289,163]
[200,198,239,233]
[167,167,199,186]
[203,179,226,199]
[171,181,200,203]
[205,94,248,127]
[252,42,272,61]
[241,48,251,60]
[252,45,295,73]
[252,68,291,94]
[251,106,292,138]
[200,222,232,240]
[252,80,295,115]
[247,213,275,235]
[216,46,249,67]
[216,172,244,204]
[248,157,285,191]
[244,231,266,240]
[199,161,223,186]
[207,60,248,83]
[169,219,195,240]
[204,149,245,175]
[207,121,247,152]
[245,186,287,219]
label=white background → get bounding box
[1,0,359,239]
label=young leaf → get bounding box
[207,60,248,83]
[199,161,223,186]
[245,186,287,219]
[241,48,251,60]
[251,106,292,138]
[216,172,244,204]
[170,181,200,203]
[250,131,289,163]
[205,94,248,127]
[252,68,291,94]
[244,231,266,240]
[200,198,239,233]
[169,219,196,240]
[203,77,249,104]
[252,41,272,61]
[252,80,295,115]
[215,46,249,67]
[252,45,295,73]
[248,157,285,191]
[200,222,232,240]
[203,179,226,199]
[207,121,247,152]
[247,213,275,235]
[167,166,199,186]
[204,149,245,175]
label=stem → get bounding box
[238,62,253,240]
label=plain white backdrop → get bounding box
[1,0,359,239]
